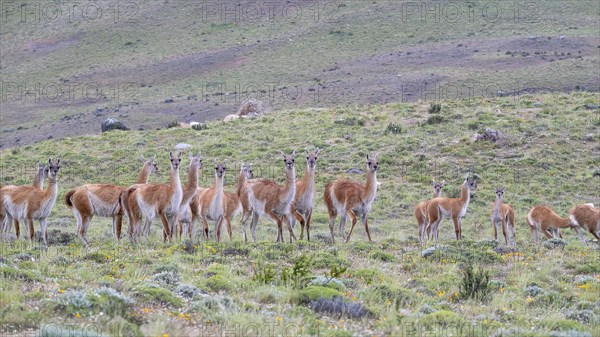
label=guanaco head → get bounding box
[141,155,159,173]
[214,163,226,179]
[464,174,477,190]
[169,152,182,170]
[306,148,319,169]
[281,151,296,170]
[432,179,445,196]
[47,158,60,181]
[366,153,379,172]
[495,187,505,198]
[241,163,254,179]
[188,151,203,171]
[36,161,49,180]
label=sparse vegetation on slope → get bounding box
[0,92,599,336]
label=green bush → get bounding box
[366,284,416,308]
[133,284,183,307]
[205,274,233,292]
[459,264,492,302]
[426,115,445,125]
[428,103,442,114]
[292,286,343,304]
[386,123,402,134]
[419,310,462,327]
[253,260,277,284]
[281,254,312,289]
[369,251,397,262]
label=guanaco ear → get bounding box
[48,158,52,165]
[141,154,146,163]
[441,180,445,186]
[315,148,320,156]
[366,153,370,160]
[432,179,436,186]
[306,149,310,156]
[291,150,296,157]
[178,151,182,158]
[169,151,173,158]
[56,158,60,165]
[153,154,156,160]
[188,152,193,161]
[280,151,286,159]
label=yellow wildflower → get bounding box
[74,313,81,318]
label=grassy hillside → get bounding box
[1,0,598,147]
[1,92,599,336]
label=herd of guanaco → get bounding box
[0,152,598,247]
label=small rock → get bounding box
[496,90,507,97]
[559,36,566,40]
[164,98,174,103]
[582,134,594,142]
[532,102,543,107]
[529,35,537,40]
[345,168,364,174]
[174,143,192,150]
[420,246,448,258]
[421,247,437,258]
[101,118,129,133]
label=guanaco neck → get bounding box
[493,195,503,213]
[237,169,247,196]
[213,173,225,209]
[33,168,45,189]
[280,166,296,204]
[136,163,153,184]
[557,215,571,227]
[169,167,182,196]
[43,175,59,202]
[298,165,315,194]
[361,169,378,202]
[181,161,200,205]
[459,181,470,205]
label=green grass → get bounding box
[1,92,600,336]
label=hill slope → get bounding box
[1,93,599,336]
[1,0,599,147]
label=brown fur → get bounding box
[414,180,444,245]
[426,175,477,241]
[285,149,319,241]
[198,163,227,242]
[174,153,202,240]
[323,154,378,243]
[121,152,183,243]
[65,157,157,244]
[1,159,60,245]
[490,187,516,245]
[240,153,296,243]
[2,163,47,237]
[569,204,600,241]
[527,205,584,244]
